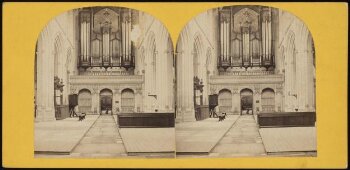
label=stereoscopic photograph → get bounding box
[34,5,316,159]
[34,6,176,158]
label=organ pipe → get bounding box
[220,21,223,58]
[80,21,84,62]
[78,9,135,69]
[87,22,90,60]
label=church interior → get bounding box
[34,7,175,122]
[175,5,316,123]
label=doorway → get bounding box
[100,89,113,115]
[218,89,232,113]
[121,89,135,113]
[240,88,253,115]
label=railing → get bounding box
[79,55,135,70]
[218,55,275,70]
[219,70,274,76]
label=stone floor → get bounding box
[69,115,128,158]
[176,115,240,154]
[34,115,99,154]
[119,128,175,154]
[35,114,176,158]
[208,115,266,157]
[259,127,317,153]
[35,114,317,158]
[176,115,266,158]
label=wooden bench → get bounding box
[117,113,175,128]
[257,112,316,128]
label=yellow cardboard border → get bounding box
[3,2,348,168]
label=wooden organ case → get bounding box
[78,7,136,70]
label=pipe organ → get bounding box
[78,8,135,70]
[218,7,275,70]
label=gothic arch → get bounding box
[53,33,64,76]
[285,31,297,92]
[193,33,204,77]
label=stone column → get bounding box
[91,87,99,114]
[176,27,195,122]
[231,88,240,114]
[155,24,168,112]
[135,88,142,112]
[275,86,283,112]
[254,88,261,114]
[35,28,56,122]
[166,42,174,113]
[113,88,121,114]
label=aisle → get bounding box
[70,115,127,158]
[209,115,266,157]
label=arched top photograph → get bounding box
[34,6,176,158]
[175,5,316,158]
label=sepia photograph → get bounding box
[3,1,349,168]
[34,6,176,158]
[33,4,317,159]
[175,5,316,158]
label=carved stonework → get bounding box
[233,8,259,33]
[210,74,283,84]
[276,84,283,95]
[254,89,260,95]
[210,86,217,94]
[114,88,120,94]
[70,86,77,94]
[92,86,99,94]
[231,88,239,94]
[254,85,260,94]
[135,88,142,94]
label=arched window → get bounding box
[261,88,275,112]
[218,89,232,113]
[121,88,135,112]
[54,36,62,76]
[193,36,201,77]
[78,89,92,113]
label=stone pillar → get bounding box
[135,88,142,112]
[276,87,283,112]
[35,28,56,122]
[176,27,195,122]
[155,24,169,112]
[143,32,156,112]
[166,42,175,113]
[114,88,121,114]
[92,88,99,114]
[231,89,240,114]
[254,88,261,114]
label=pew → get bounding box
[117,112,175,128]
[257,112,316,128]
